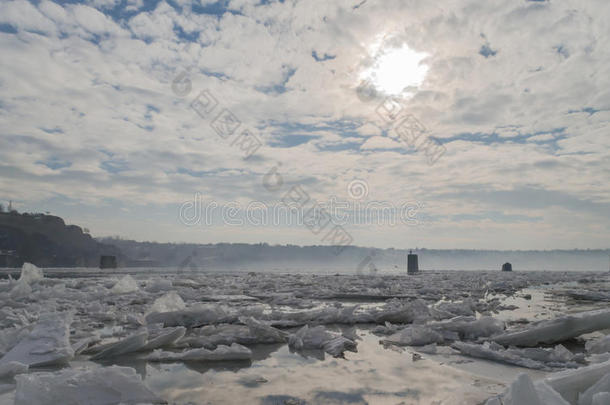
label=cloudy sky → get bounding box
[1,0,609,249]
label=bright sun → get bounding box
[361,42,429,97]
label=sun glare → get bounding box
[361,42,429,97]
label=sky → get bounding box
[0,0,609,250]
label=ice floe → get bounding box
[145,304,234,327]
[453,341,583,370]
[485,373,570,405]
[0,361,28,378]
[1,267,608,403]
[18,263,44,285]
[288,325,358,357]
[14,365,163,405]
[586,335,610,355]
[146,342,252,362]
[148,291,185,314]
[0,312,74,367]
[141,326,186,351]
[110,275,139,294]
[381,325,444,346]
[493,308,610,347]
[488,360,610,404]
[89,331,148,360]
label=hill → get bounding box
[0,211,121,267]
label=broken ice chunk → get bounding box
[432,299,476,319]
[415,343,437,354]
[178,320,287,349]
[322,336,358,357]
[18,263,44,285]
[493,308,610,347]
[487,373,570,405]
[241,317,288,343]
[145,305,234,327]
[578,373,610,405]
[502,373,544,405]
[452,342,580,370]
[288,325,358,357]
[342,326,360,342]
[545,359,610,403]
[371,322,402,336]
[0,312,74,367]
[72,336,100,355]
[586,335,610,355]
[270,305,362,327]
[89,331,148,360]
[110,275,139,294]
[0,327,31,357]
[372,299,431,324]
[145,278,173,293]
[591,392,610,405]
[429,316,505,340]
[0,361,28,378]
[148,291,186,314]
[288,325,333,350]
[140,327,186,351]
[180,343,252,361]
[381,325,444,347]
[238,374,268,387]
[535,380,571,405]
[146,343,252,362]
[9,281,32,300]
[14,366,164,405]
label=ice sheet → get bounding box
[288,325,358,357]
[0,312,73,367]
[493,309,610,347]
[146,343,252,362]
[0,361,27,379]
[452,342,581,370]
[14,365,163,405]
[110,275,139,294]
[89,331,148,360]
[141,327,186,351]
[148,291,185,314]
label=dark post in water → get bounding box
[100,255,118,269]
[407,250,419,274]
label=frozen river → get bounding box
[1,266,609,404]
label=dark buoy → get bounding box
[407,250,419,274]
[100,255,117,269]
[502,262,512,272]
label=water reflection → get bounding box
[143,331,499,405]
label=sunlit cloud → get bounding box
[360,38,429,97]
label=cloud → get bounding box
[0,0,608,249]
[360,136,402,150]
